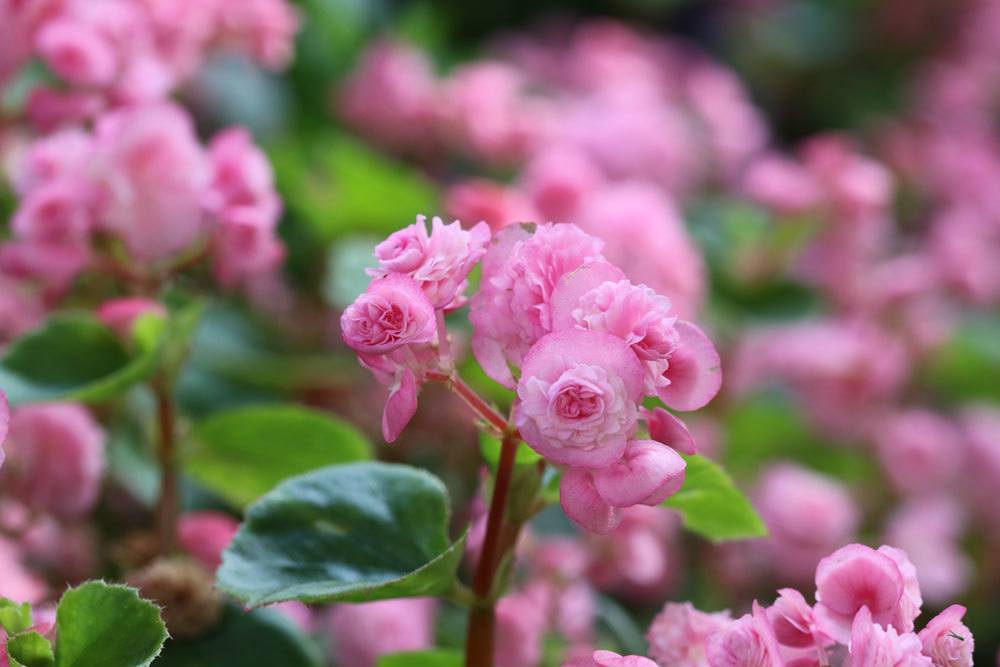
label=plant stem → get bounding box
[153,380,179,554]
[465,430,519,667]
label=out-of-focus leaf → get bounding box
[663,455,766,542]
[922,314,1000,404]
[0,598,33,634]
[377,650,462,667]
[157,604,323,667]
[7,631,55,667]
[218,462,465,607]
[54,582,167,667]
[323,235,380,308]
[479,434,542,468]
[594,594,646,656]
[186,405,372,507]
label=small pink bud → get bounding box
[96,297,166,339]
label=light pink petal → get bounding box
[658,321,722,411]
[560,467,622,534]
[550,260,627,331]
[593,440,686,508]
[382,369,418,443]
[471,334,516,389]
[641,407,696,455]
[0,390,8,470]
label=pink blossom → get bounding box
[879,545,923,634]
[178,511,240,572]
[0,390,7,468]
[370,216,490,310]
[1,403,105,519]
[768,589,830,650]
[885,498,971,605]
[918,605,974,667]
[559,466,621,534]
[0,538,48,605]
[642,407,696,455]
[586,506,679,601]
[213,206,285,288]
[495,591,548,667]
[741,154,822,216]
[444,179,536,232]
[20,520,98,583]
[848,606,932,667]
[204,127,281,223]
[658,321,722,412]
[213,0,299,70]
[0,275,45,344]
[24,87,105,132]
[327,598,436,667]
[519,144,604,223]
[591,439,686,507]
[515,329,644,468]
[647,601,734,667]
[563,650,659,667]
[705,601,783,667]
[36,18,118,87]
[340,274,436,355]
[9,128,93,196]
[470,223,606,388]
[11,179,95,248]
[382,368,418,443]
[875,410,961,495]
[96,297,166,339]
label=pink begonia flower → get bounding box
[560,466,622,534]
[470,223,606,388]
[9,128,92,196]
[562,650,659,667]
[754,464,859,584]
[706,601,784,667]
[444,179,536,232]
[340,274,437,355]
[495,590,548,667]
[647,601,734,667]
[178,511,241,572]
[327,598,435,667]
[519,144,604,223]
[886,497,971,605]
[0,537,48,604]
[768,589,831,650]
[515,329,644,468]
[741,153,822,216]
[875,410,962,495]
[641,407,696,455]
[878,545,923,635]
[381,368,418,443]
[11,179,95,248]
[592,439,685,507]
[813,544,907,644]
[0,275,45,344]
[369,215,491,310]
[204,127,281,222]
[918,605,974,667]
[555,581,596,644]
[20,520,98,583]
[800,135,894,217]
[96,297,166,339]
[586,506,679,601]
[577,182,706,319]
[267,601,314,633]
[92,103,210,262]
[213,206,285,288]
[1,403,105,519]
[0,391,7,470]
[214,0,299,70]
[36,18,118,87]
[848,606,932,667]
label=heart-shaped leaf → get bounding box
[663,455,766,543]
[218,462,465,607]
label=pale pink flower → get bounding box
[918,605,974,667]
[381,368,418,443]
[0,275,45,344]
[875,410,962,495]
[213,206,285,288]
[706,601,783,667]
[563,650,659,667]
[591,439,686,507]
[470,223,606,388]
[515,329,644,468]
[213,0,299,70]
[327,598,436,667]
[340,274,436,355]
[9,127,93,197]
[647,601,734,667]
[444,179,536,232]
[741,153,822,216]
[2,403,105,519]
[96,297,166,339]
[204,127,281,223]
[848,606,932,667]
[586,506,679,601]
[886,498,971,605]
[0,390,7,470]
[559,466,621,534]
[768,589,831,650]
[20,520,98,583]
[642,407,697,455]
[11,179,95,248]
[878,545,923,634]
[0,537,48,604]
[178,511,240,572]
[36,18,118,86]
[519,144,604,223]
[495,591,548,667]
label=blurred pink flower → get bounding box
[178,511,240,572]
[519,144,604,223]
[705,601,783,667]
[647,601,733,667]
[849,606,931,667]
[875,410,962,495]
[96,297,166,339]
[327,598,436,667]
[36,18,118,86]
[444,180,536,232]
[495,590,548,667]
[886,497,971,605]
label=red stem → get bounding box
[154,381,179,554]
[427,371,509,434]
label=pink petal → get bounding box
[658,321,722,411]
[0,390,8,470]
[560,467,622,534]
[382,369,418,443]
[592,440,686,507]
[641,407,696,455]
[550,260,627,331]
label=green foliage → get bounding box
[157,604,324,667]
[377,650,463,667]
[7,632,55,667]
[54,582,168,667]
[922,314,1000,404]
[217,462,466,607]
[186,404,372,507]
[0,598,33,635]
[663,455,767,543]
[0,313,163,406]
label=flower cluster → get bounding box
[644,543,973,667]
[341,219,721,532]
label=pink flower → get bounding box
[370,216,490,310]
[741,154,822,216]
[36,18,117,87]
[813,544,907,644]
[886,498,971,605]
[563,650,659,667]
[586,506,679,601]
[0,538,48,604]
[875,410,961,495]
[647,601,734,667]
[0,275,45,344]
[918,605,974,667]
[559,466,622,534]
[9,128,93,196]
[444,179,536,232]
[495,591,548,667]
[382,368,418,443]
[519,144,604,223]
[0,390,7,470]
[340,274,436,355]
[1,403,105,519]
[706,601,784,667]
[849,607,932,667]
[642,407,696,455]
[11,179,95,248]
[591,439,686,507]
[515,329,644,468]
[768,589,831,650]
[178,511,241,572]
[92,103,209,262]
[214,0,299,70]
[204,127,281,223]
[213,206,285,288]
[327,598,436,667]
[878,545,923,634]
[470,223,606,388]
[96,297,166,339]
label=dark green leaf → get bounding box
[377,650,463,667]
[186,405,372,507]
[218,462,465,607]
[54,581,168,667]
[7,631,55,667]
[664,455,766,542]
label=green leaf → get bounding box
[0,314,163,406]
[54,581,168,667]
[921,314,1000,404]
[664,455,766,543]
[0,598,33,634]
[186,404,372,507]
[156,604,323,667]
[378,650,463,667]
[217,462,466,607]
[7,631,55,667]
